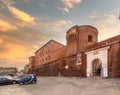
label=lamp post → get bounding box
[65,65,68,69]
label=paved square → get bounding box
[0,77,120,95]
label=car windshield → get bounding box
[27,75,32,79]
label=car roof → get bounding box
[0,75,13,79]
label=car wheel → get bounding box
[19,82,24,85]
[32,80,36,84]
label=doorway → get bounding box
[92,59,102,77]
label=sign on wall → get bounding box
[76,53,82,65]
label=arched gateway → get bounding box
[85,46,110,78]
[92,59,102,76]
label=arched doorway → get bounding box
[85,46,109,77]
[92,59,102,77]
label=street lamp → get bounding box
[65,65,68,69]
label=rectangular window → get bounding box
[88,35,93,42]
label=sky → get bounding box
[0,0,120,70]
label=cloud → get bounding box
[0,27,49,69]
[0,42,31,70]
[7,6,35,25]
[0,35,37,69]
[35,18,73,45]
[0,0,36,27]
[0,38,3,44]
[0,0,15,6]
[37,19,73,33]
[59,0,82,13]
[0,19,17,32]
[52,20,69,31]
[90,11,120,41]
[53,20,68,27]
[38,2,45,8]
[23,0,31,3]
[33,44,39,49]
[89,12,101,19]
[57,7,69,13]
[0,35,33,63]
[0,0,47,69]
[61,0,82,8]
[0,43,28,61]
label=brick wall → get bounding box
[34,40,64,67]
[29,56,35,68]
[108,42,120,77]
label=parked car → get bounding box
[17,74,37,85]
[0,76,15,86]
[13,74,27,84]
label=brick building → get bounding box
[26,25,120,78]
[0,67,17,76]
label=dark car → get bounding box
[17,74,37,85]
[13,74,27,84]
[0,76,14,86]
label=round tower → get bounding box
[66,25,78,56]
[66,25,98,56]
[77,25,98,52]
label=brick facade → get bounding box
[29,56,35,68]
[26,25,120,78]
[86,35,120,78]
[34,40,64,66]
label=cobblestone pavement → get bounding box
[0,77,120,95]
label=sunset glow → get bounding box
[0,0,120,69]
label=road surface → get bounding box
[0,77,120,95]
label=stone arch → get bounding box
[92,59,102,76]
[85,46,110,78]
